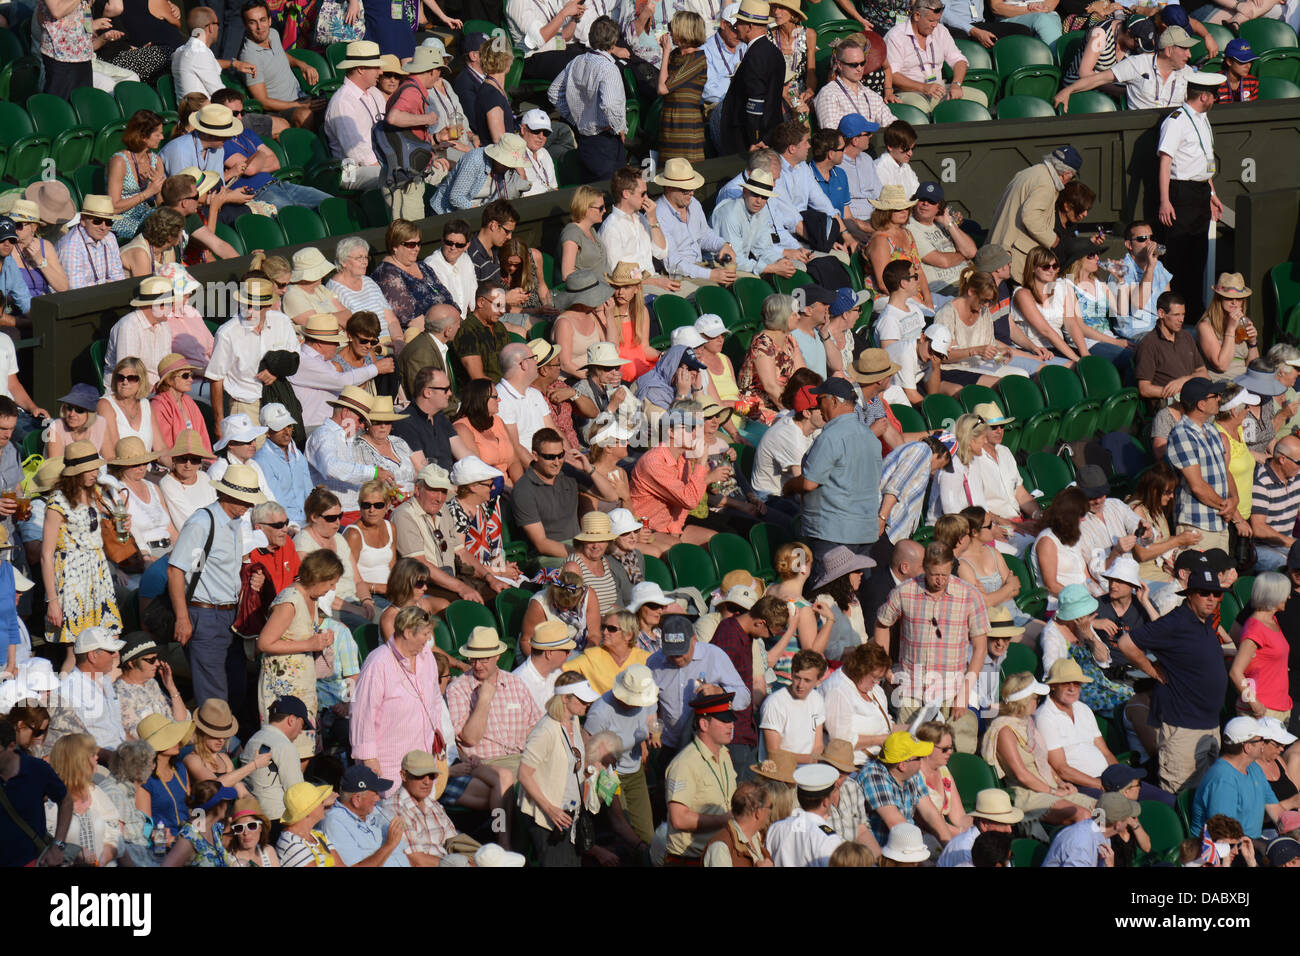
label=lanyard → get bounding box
[356,87,381,125]
[1151,55,1179,106]
[908,32,937,80]
[78,228,104,284]
[527,150,553,189]
[835,78,865,111]
[692,737,731,798]
[427,82,458,124]
[1180,105,1211,166]
[714,33,737,76]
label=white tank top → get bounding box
[1012,280,1074,351]
[126,480,172,552]
[105,395,154,448]
[353,521,395,586]
[1030,528,1088,612]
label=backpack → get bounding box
[372,79,437,189]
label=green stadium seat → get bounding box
[1011,838,1048,867]
[695,284,745,331]
[277,205,329,244]
[70,165,106,203]
[667,543,720,595]
[749,522,791,580]
[234,214,287,253]
[358,189,390,228]
[442,599,499,649]
[1270,260,1300,320]
[1054,29,1084,68]
[958,383,999,413]
[494,587,533,643]
[887,102,930,124]
[114,81,165,117]
[1238,17,1298,54]
[733,276,771,326]
[771,271,813,296]
[722,328,754,370]
[1175,785,1195,833]
[1027,451,1074,503]
[0,28,22,65]
[70,87,123,128]
[1063,90,1118,114]
[88,339,107,387]
[1000,641,1038,681]
[21,428,41,459]
[27,93,82,137]
[652,294,698,337]
[1190,22,1234,62]
[1004,554,1047,619]
[1258,76,1300,98]
[955,37,994,70]
[214,222,247,257]
[708,532,761,580]
[996,95,1056,119]
[352,622,378,660]
[1003,65,1061,99]
[433,617,455,655]
[947,753,998,811]
[278,127,330,173]
[290,48,341,95]
[1253,49,1300,83]
[316,195,359,237]
[555,150,584,188]
[998,375,1059,452]
[921,392,964,431]
[642,553,675,591]
[92,121,129,165]
[1075,355,1139,432]
[890,402,927,433]
[993,34,1055,74]
[1232,574,1254,610]
[0,101,48,183]
[803,2,849,30]
[1138,800,1186,864]
[932,99,993,123]
[326,41,350,72]
[1038,364,1101,441]
[156,73,178,109]
[1220,591,1242,632]
[0,55,40,107]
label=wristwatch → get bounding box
[53,840,67,850]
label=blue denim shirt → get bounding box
[800,411,882,545]
[1116,254,1172,340]
[253,439,312,527]
[0,255,31,315]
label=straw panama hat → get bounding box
[379,53,407,74]
[328,385,375,419]
[130,275,178,309]
[972,401,1013,426]
[235,276,275,308]
[194,698,240,738]
[459,625,508,659]
[870,184,918,211]
[156,352,199,385]
[484,133,529,170]
[302,313,348,344]
[968,788,1025,824]
[177,165,220,197]
[189,103,244,138]
[79,194,121,222]
[6,200,40,224]
[281,782,334,824]
[109,436,159,468]
[365,395,408,423]
[25,180,75,225]
[531,620,577,651]
[735,0,771,25]
[337,39,385,70]
[61,440,105,476]
[740,168,776,198]
[574,511,617,543]
[770,0,804,18]
[33,458,64,493]
[1214,272,1251,298]
[986,605,1025,639]
[751,749,798,784]
[168,430,215,461]
[210,463,268,505]
[851,348,901,385]
[612,663,659,707]
[290,247,335,283]
[819,739,856,773]
[137,713,194,752]
[605,261,646,287]
[528,338,559,367]
[1044,657,1094,685]
[654,157,705,191]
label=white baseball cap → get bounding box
[259,403,296,431]
[722,1,741,21]
[1258,716,1298,746]
[73,626,125,654]
[671,326,707,348]
[924,323,952,357]
[1223,715,1262,744]
[521,109,552,132]
[720,584,759,610]
[695,313,727,338]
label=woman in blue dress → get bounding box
[365,0,462,61]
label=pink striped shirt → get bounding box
[883,20,965,86]
[446,669,543,762]
[351,640,445,790]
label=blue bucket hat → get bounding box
[58,383,101,412]
[1057,583,1099,622]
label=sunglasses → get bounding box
[413,578,430,589]
[409,772,439,781]
[174,371,194,380]
[353,336,378,346]
[838,58,865,67]
[444,239,468,248]
[400,240,422,248]
[602,622,622,633]
[1131,234,1154,242]
[176,455,205,465]
[537,451,565,461]
[1041,263,1060,272]
[260,519,289,529]
[427,384,452,392]
[229,109,244,117]
[31,726,48,738]
[115,374,140,383]
[320,512,343,523]
[85,216,113,226]
[525,127,550,138]
[229,820,261,834]
[139,655,159,665]
[360,501,387,510]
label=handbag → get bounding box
[1228,522,1257,575]
[233,561,274,638]
[95,490,141,567]
[315,0,366,46]
[141,508,217,642]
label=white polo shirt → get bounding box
[1033,697,1108,778]
[1110,52,1191,111]
[758,686,826,755]
[495,379,551,451]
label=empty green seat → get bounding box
[1259,76,1300,98]
[1253,49,1300,84]
[70,87,123,128]
[642,553,675,591]
[891,402,927,433]
[652,294,698,336]
[1027,451,1074,503]
[932,99,992,123]
[318,196,360,236]
[114,81,165,117]
[442,599,499,649]
[1063,90,1118,114]
[887,102,930,124]
[996,95,1056,119]
[277,205,328,244]
[958,383,999,413]
[947,753,998,811]
[1238,17,1298,54]
[708,532,761,580]
[0,101,48,183]
[494,587,532,643]
[234,213,287,253]
[733,276,772,326]
[1038,364,1101,441]
[921,393,964,431]
[667,543,719,596]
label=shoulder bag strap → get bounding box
[185,508,219,604]
[0,780,50,853]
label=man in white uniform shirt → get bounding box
[517,110,559,198]
[600,166,679,291]
[765,763,845,866]
[511,620,577,708]
[424,220,478,316]
[323,41,389,192]
[1156,71,1225,319]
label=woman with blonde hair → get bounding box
[1011,245,1090,364]
[344,479,398,608]
[99,356,167,458]
[45,385,107,459]
[42,442,121,670]
[915,720,972,832]
[1197,273,1259,377]
[581,419,635,515]
[47,733,121,866]
[473,41,518,145]
[656,10,709,162]
[767,541,832,681]
[936,268,1047,378]
[932,412,991,516]
[248,253,293,309]
[980,672,1095,825]
[1216,385,1262,528]
[608,262,658,381]
[559,186,610,281]
[522,569,600,656]
[182,698,270,793]
[517,671,597,867]
[563,609,650,694]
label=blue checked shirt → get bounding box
[549,49,626,136]
[1165,416,1230,532]
[853,758,928,845]
[880,440,934,544]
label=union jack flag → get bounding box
[462,501,504,564]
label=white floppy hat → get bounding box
[608,508,642,537]
[627,581,672,613]
[1102,554,1142,588]
[448,455,504,487]
[612,663,659,708]
[881,822,930,863]
[584,341,630,368]
[214,413,268,450]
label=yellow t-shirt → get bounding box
[561,646,650,696]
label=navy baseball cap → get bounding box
[913,181,944,203]
[272,695,315,730]
[678,346,707,372]
[661,613,695,655]
[340,764,394,794]
[0,216,16,243]
[1101,764,1146,792]
[1051,145,1083,172]
[1225,38,1258,62]
[811,377,859,402]
[462,31,489,52]
[1180,376,1229,407]
[1160,3,1190,28]
[837,113,878,138]
[800,284,837,308]
[830,286,870,316]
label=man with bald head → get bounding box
[398,304,462,404]
[1251,435,1300,571]
[865,539,924,647]
[496,342,558,468]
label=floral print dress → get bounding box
[736,332,799,424]
[257,587,320,759]
[46,491,122,644]
[177,822,237,867]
